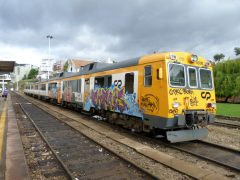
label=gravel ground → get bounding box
[86,115,240,179]
[205,124,240,150]
[80,127,192,180]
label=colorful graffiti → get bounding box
[50,87,58,99]
[91,86,128,112]
[63,87,72,102]
[83,85,143,119]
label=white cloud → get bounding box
[0,42,46,66]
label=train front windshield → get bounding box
[169,63,185,87]
[199,69,213,89]
[168,63,213,90]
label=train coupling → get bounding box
[166,128,208,143]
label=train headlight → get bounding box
[191,55,198,62]
[173,102,179,108]
[170,54,177,60]
[205,61,210,66]
[207,103,216,108]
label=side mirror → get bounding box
[157,67,163,80]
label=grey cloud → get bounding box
[0,0,240,63]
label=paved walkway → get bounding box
[0,94,29,180]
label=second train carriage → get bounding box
[24,52,216,142]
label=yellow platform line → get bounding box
[0,99,8,162]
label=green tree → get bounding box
[63,61,68,72]
[213,54,225,62]
[22,74,27,80]
[234,47,240,56]
[27,69,38,79]
[213,59,240,101]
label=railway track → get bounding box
[12,96,69,179]
[213,121,240,129]
[165,140,240,172]
[15,93,231,179]
[13,93,154,180]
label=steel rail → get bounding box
[166,140,240,172]
[18,103,75,180]
[213,121,240,129]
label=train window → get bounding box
[41,84,46,90]
[107,76,112,88]
[125,73,134,94]
[89,63,94,70]
[95,77,104,88]
[77,79,81,92]
[144,66,152,87]
[68,81,73,88]
[72,80,78,92]
[84,79,89,93]
[199,68,213,89]
[169,63,185,87]
[188,67,198,88]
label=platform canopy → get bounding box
[0,61,15,72]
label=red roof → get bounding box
[70,59,94,68]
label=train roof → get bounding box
[29,52,209,85]
[32,57,141,84]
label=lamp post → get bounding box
[46,35,53,79]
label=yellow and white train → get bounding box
[24,52,216,142]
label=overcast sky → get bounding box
[0,0,240,66]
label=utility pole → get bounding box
[46,35,53,79]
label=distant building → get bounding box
[39,59,55,72]
[52,60,66,77]
[0,74,11,90]
[10,64,33,83]
[38,59,55,79]
[67,59,94,72]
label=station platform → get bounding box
[0,94,29,180]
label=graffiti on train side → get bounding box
[169,88,193,95]
[169,108,178,115]
[83,85,143,119]
[140,94,159,112]
[63,87,72,102]
[190,96,199,106]
[50,87,58,99]
[91,86,129,113]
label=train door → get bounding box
[140,65,159,115]
[57,81,61,103]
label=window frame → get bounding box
[199,68,214,90]
[187,66,198,89]
[168,62,186,88]
[144,65,152,87]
